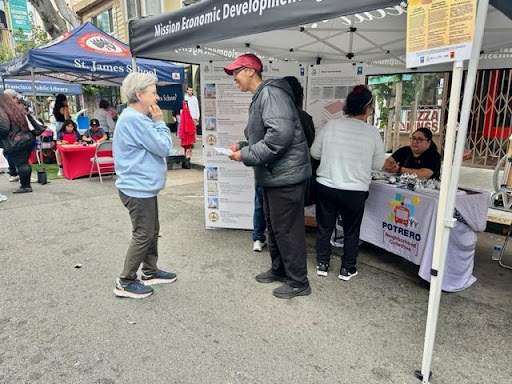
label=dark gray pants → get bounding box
[263,182,309,287]
[119,191,160,284]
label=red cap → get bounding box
[223,53,263,75]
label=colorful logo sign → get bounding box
[382,192,422,256]
[77,33,130,56]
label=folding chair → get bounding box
[89,141,114,183]
[36,130,56,165]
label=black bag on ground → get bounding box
[182,157,191,169]
[37,166,47,185]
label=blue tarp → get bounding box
[0,22,183,86]
[0,79,82,95]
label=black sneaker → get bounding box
[141,269,177,285]
[338,267,358,281]
[316,263,329,277]
[272,283,312,299]
[255,269,288,283]
[114,278,154,299]
[12,187,32,194]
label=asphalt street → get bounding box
[0,168,511,384]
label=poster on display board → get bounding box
[201,60,305,229]
[406,0,477,68]
[306,64,365,130]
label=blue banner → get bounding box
[0,79,83,95]
[157,84,183,111]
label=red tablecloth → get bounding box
[59,144,112,180]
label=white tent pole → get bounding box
[132,57,137,72]
[419,1,489,383]
[450,0,489,202]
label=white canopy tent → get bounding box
[129,1,512,383]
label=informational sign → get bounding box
[400,107,441,133]
[9,0,31,45]
[306,64,365,129]
[0,79,83,95]
[201,60,304,229]
[406,0,476,68]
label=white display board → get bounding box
[201,61,305,229]
[306,64,365,130]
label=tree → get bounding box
[13,25,51,55]
[29,0,80,39]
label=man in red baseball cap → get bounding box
[223,53,263,75]
[225,53,312,300]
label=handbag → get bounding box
[3,128,35,155]
[26,114,47,137]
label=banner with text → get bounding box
[129,0,398,60]
[360,182,437,264]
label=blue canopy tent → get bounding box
[0,22,184,86]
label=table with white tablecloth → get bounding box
[360,181,490,292]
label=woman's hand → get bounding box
[383,156,400,173]
[148,104,163,122]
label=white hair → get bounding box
[122,72,158,104]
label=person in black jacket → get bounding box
[226,53,312,300]
[0,93,35,193]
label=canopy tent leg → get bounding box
[418,1,490,383]
[131,57,137,72]
[31,69,38,117]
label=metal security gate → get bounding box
[443,68,512,168]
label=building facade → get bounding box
[70,0,183,43]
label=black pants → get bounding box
[6,155,18,177]
[263,182,309,287]
[315,183,369,269]
[119,191,160,285]
[8,149,32,188]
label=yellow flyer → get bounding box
[406,0,476,68]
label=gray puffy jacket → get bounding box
[240,79,311,187]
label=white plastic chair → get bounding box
[89,141,114,183]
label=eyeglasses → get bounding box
[233,67,247,76]
[410,136,428,143]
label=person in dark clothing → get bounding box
[283,75,316,206]
[0,93,36,193]
[383,127,441,179]
[53,94,70,134]
[225,53,312,300]
[283,76,315,148]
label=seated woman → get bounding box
[56,119,81,177]
[82,118,107,143]
[383,127,441,179]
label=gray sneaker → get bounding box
[141,269,177,285]
[114,278,153,299]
